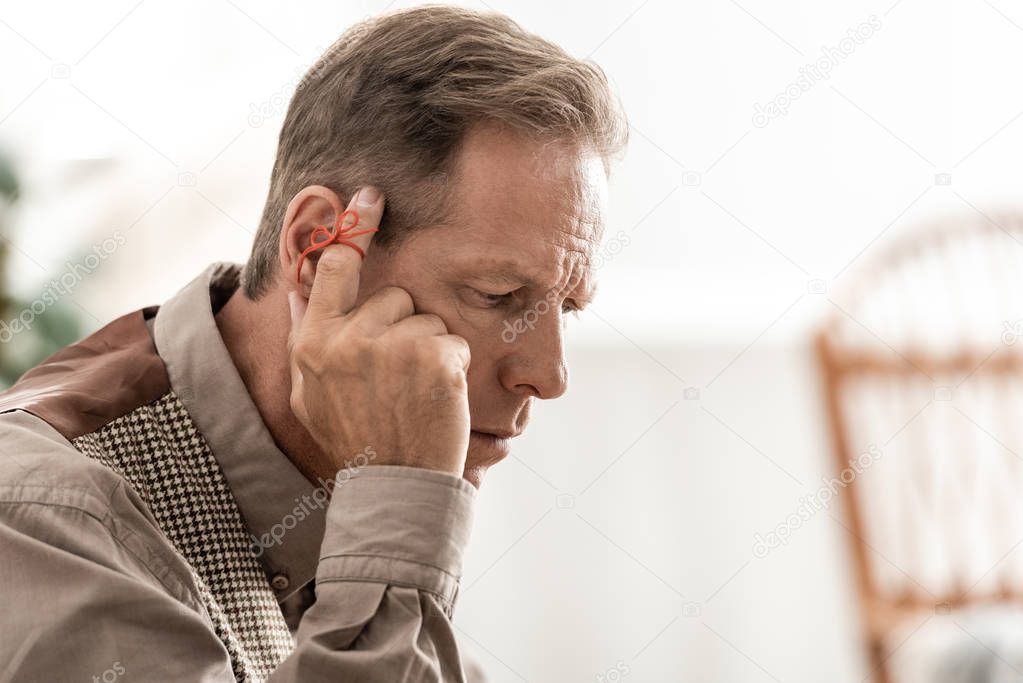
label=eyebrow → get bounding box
[460,257,598,304]
[457,259,543,287]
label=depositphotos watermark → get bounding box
[249,446,377,556]
[92,661,125,683]
[0,231,126,344]
[752,444,883,558]
[501,230,631,343]
[247,32,367,127]
[1002,319,1023,345]
[752,15,882,128]
[247,44,334,127]
[595,660,630,683]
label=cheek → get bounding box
[435,296,512,355]
[389,275,509,385]
[441,317,506,391]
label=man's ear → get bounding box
[278,185,347,297]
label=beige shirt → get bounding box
[0,263,484,682]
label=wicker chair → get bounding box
[815,211,1023,683]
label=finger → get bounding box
[305,186,384,321]
[438,333,471,372]
[382,312,448,339]
[350,286,416,333]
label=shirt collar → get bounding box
[152,262,325,600]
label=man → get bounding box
[0,5,626,681]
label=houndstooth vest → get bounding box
[72,391,294,681]
[0,305,294,682]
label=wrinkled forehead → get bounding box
[441,125,609,271]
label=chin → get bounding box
[462,463,488,489]
[463,432,512,488]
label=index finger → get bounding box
[305,186,384,321]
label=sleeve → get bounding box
[270,464,483,683]
[0,459,482,682]
[0,481,238,682]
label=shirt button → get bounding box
[271,573,290,591]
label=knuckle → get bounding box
[336,334,374,367]
[448,334,471,357]
[418,313,447,333]
[413,334,469,370]
[380,286,414,311]
[412,337,449,368]
[412,335,439,358]
[447,336,471,369]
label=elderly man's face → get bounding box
[358,125,608,485]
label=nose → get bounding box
[498,309,569,400]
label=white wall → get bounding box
[459,343,866,681]
[3,0,1022,680]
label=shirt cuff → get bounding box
[316,465,476,609]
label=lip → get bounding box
[471,429,519,440]
[469,430,515,457]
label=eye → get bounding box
[562,300,581,317]
[467,288,514,308]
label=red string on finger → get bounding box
[294,208,379,283]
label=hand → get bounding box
[287,187,471,477]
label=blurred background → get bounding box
[2,1,1023,681]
